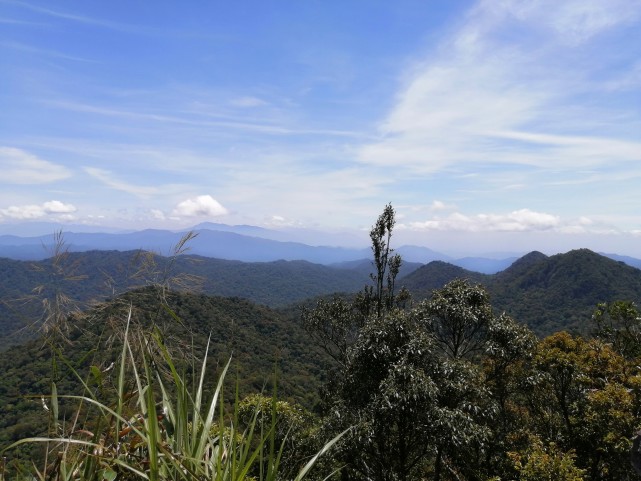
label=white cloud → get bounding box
[263,214,301,227]
[542,0,640,44]
[150,209,166,220]
[171,195,228,218]
[43,200,76,213]
[429,200,456,212]
[479,0,641,44]
[404,208,563,233]
[0,200,77,220]
[357,0,641,174]
[0,205,46,220]
[0,147,71,184]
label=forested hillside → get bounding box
[0,287,329,457]
[4,245,641,348]
[401,248,641,336]
[0,250,375,350]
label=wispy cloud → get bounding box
[1,0,142,31]
[0,16,47,26]
[3,0,640,251]
[46,100,365,138]
[230,96,269,108]
[0,146,71,184]
[83,167,163,198]
[358,0,641,175]
[0,40,96,62]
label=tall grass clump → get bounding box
[1,306,343,481]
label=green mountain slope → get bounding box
[0,250,370,350]
[399,260,488,294]
[401,249,641,336]
[0,288,328,454]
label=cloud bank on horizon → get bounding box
[1,0,640,254]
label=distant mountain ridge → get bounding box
[0,229,372,264]
[2,221,641,274]
[0,223,546,274]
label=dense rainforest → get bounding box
[2,206,641,480]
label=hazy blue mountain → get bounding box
[449,256,519,274]
[0,229,373,264]
[193,222,367,247]
[395,245,452,264]
[601,252,641,270]
[329,258,424,279]
[192,222,289,240]
[0,225,493,270]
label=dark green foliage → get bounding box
[1,313,338,481]
[417,279,495,360]
[301,295,367,367]
[310,280,531,481]
[592,300,641,359]
[333,310,441,481]
[5,244,641,350]
[400,261,488,294]
[304,206,532,481]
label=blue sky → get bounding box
[1,0,641,256]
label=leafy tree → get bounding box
[301,203,408,370]
[329,310,440,481]
[482,312,537,478]
[415,280,533,480]
[508,437,586,481]
[305,205,533,481]
[368,203,405,317]
[417,278,496,361]
[592,300,641,359]
[304,205,429,480]
[525,332,641,480]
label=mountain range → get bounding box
[0,222,524,274]
[2,246,641,349]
